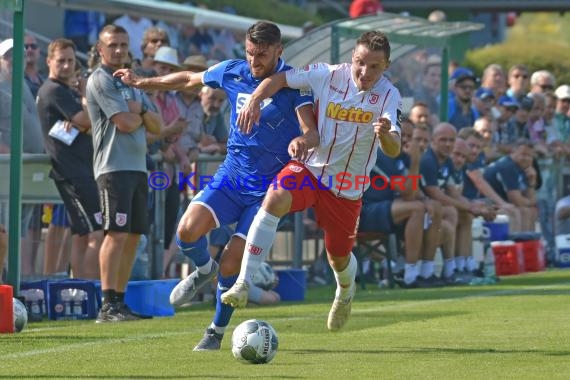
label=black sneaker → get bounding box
[118,303,152,319]
[416,275,446,288]
[95,303,140,323]
[193,328,223,351]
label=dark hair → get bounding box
[47,38,76,58]
[246,21,281,46]
[356,31,391,60]
[513,138,533,149]
[99,24,128,40]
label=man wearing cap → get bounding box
[448,67,478,130]
[0,38,45,276]
[473,87,496,120]
[114,21,318,350]
[553,85,570,143]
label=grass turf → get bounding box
[1,269,570,379]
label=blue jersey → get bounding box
[483,155,528,202]
[420,147,454,191]
[463,151,486,200]
[202,59,313,197]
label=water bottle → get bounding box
[72,289,85,317]
[60,289,73,318]
[483,244,497,283]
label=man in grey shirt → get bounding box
[86,25,160,322]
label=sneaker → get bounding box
[118,303,152,319]
[95,303,140,323]
[220,279,249,308]
[193,328,223,351]
[169,261,219,306]
[327,286,355,332]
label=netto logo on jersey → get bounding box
[236,93,273,114]
[326,102,373,123]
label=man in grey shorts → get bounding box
[86,24,161,322]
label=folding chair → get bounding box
[354,232,397,289]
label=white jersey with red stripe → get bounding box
[285,62,402,200]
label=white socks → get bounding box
[334,253,357,301]
[443,258,456,279]
[404,262,419,284]
[197,258,214,274]
[419,260,435,279]
[466,256,478,272]
[237,208,280,284]
[455,256,466,272]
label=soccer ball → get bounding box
[231,319,279,364]
[251,262,278,290]
[13,298,28,332]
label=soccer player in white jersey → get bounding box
[223,31,402,331]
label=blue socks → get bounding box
[176,233,210,267]
[212,273,238,330]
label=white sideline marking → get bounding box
[5,281,570,359]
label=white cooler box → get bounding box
[555,234,570,267]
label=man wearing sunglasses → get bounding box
[24,35,45,98]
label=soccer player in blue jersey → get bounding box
[114,21,318,350]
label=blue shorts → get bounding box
[359,200,394,233]
[191,169,262,239]
[51,204,70,227]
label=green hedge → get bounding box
[464,41,570,85]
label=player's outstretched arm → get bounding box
[113,69,204,91]
[237,72,288,134]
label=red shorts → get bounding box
[276,161,362,257]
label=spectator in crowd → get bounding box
[553,85,570,143]
[360,119,442,288]
[474,117,501,163]
[113,14,153,60]
[86,24,161,322]
[448,67,478,130]
[483,138,538,232]
[458,127,521,231]
[36,38,103,280]
[140,26,170,70]
[176,55,209,166]
[198,86,228,154]
[0,38,45,276]
[480,63,507,100]
[24,35,45,98]
[506,64,530,102]
[473,87,496,120]
[408,101,434,130]
[496,95,520,145]
[413,55,442,117]
[349,0,383,18]
[530,70,556,95]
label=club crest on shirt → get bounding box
[94,212,102,225]
[288,164,303,173]
[369,93,379,104]
[116,212,127,227]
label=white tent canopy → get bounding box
[31,0,303,39]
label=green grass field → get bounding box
[2,270,570,379]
